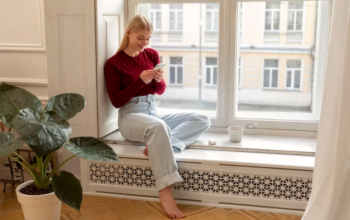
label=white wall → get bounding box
[0,0,82,179]
[0,0,48,99]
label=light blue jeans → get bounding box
[118,94,211,191]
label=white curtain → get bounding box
[302,0,350,219]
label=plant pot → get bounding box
[16,180,62,220]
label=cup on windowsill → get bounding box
[228,126,244,142]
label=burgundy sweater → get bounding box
[104,48,166,108]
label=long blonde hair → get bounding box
[117,15,153,53]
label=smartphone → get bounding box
[153,63,166,71]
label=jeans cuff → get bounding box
[155,171,183,191]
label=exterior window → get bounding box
[286,60,302,89]
[205,57,218,86]
[169,57,183,85]
[263,59,279,88]
[265,2,280,31]
[288,2,303,31]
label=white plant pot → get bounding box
[16,180,62,220]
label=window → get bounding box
[150,4,162,30]
[265,2,280,31]
[169,57,183,85]
[169,4,183,31]
[206,4,219,31]
[137,3,219,119]
[288,2,303,31]
[131,1,329,131]
[263,59,279,88]
[286,60,302,90]
[205,57,218,86]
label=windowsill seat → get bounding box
[102,130,316,171]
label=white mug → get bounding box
[228,126,244,142]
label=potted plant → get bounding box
[0,82,120,220]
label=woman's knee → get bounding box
[195,113,211,129]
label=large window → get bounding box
[263,59,279,88]
[205,57,218,86]
[132,0,329,131]
[286,60,302,90]
[169,57,183,85]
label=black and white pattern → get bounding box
[89,163,312,201]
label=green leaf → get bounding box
[65,137,120,162]
[0,82,42,128]
[12,108,72,157]
[44,93,86,120]
[0,132,24,157]
[52,171,82,211]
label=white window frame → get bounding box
[264,2,280,31]
[150,4,162,30]
[286,59,303,90]
[169,56,184,85]
[262,59,279,89]
[205,57,218,86]
[287,2,304,32]
[205,4,219,31]
[128,0,330,133]
[169,4,183,31]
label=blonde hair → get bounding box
[117,15,153,53]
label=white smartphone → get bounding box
[153,63,166,71]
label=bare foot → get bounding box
[159,186,186,219]
[143,145,148,156]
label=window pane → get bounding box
[266,2,280,9]
[139,3,219,117]
[288,11,294,30]
[296,11,303,30]
[170,4,182,9]
[214,11,219,30]
[287,71,292,87]
[170,57,182,64]
[213,67,217,85]
[170,12,175,29]
[237,1,328,118]
[289,2,303,9]
[178,11,183,30]
[177,67,183,84]
[207,3,219,9]
[273,11,280,30]
[287,60,301,68]
[206,11,212,30]
[156,11,161,29]
[263,70,270,87]
[206,68,211,84]
[265,11,272,30]
[151,4,161,9]
[264,59,278,67]
[206,57,217,65]
[294,70,301,88]
[272,70,278,87]
[170,67,175,84]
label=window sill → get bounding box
[103,130,316,156]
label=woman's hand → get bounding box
[140,70,156,84]
[153,69,164,83]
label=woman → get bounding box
[104,15,211,219]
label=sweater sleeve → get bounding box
[151,49,167,95]
[104,60,146,108]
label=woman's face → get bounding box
[127,29,152,52]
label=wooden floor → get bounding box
[0,183,302,220]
